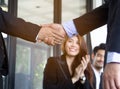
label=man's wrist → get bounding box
[62,20,78,37]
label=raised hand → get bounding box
[72,55,90,83]
[81,55,90,71]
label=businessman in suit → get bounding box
[44,0,120,89]
[91,43,106,89]
[0,7,64,89]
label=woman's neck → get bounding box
[66,56,75,64]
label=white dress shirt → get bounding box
[92,66,103,89]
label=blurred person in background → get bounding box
[91,43,106,89]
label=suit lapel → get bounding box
[99,73,103,89]
[59,55,71,80]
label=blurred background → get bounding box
[0,0,106,89]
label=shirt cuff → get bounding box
[35,34,38,42]
[107,52,120,63]
[62,21,78,37]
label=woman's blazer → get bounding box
[43,55,93,89]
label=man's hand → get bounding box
[37,25,66,45]
[41,23,67,45]
[103,63,120,89]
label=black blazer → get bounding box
[93,71,103,89]
[99,73,103,89]
[0,7,40,88]
[73,0,120,53]
[43,55,93,89]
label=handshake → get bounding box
[37,23,66,45]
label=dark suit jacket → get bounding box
[0,7,40,88]
[99,73,103,89]
[43,55,93,89]
[92,71,103,89]
[73,0,120,53]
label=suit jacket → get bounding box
[73,0,120,53]
[93,71,103,89]
[0,7,40,88]
[43,55,93,89]
[99,73,103,89]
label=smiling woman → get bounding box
[62,35,80,57]
[43,35,94,89]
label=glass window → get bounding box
[90,0,107,49]
[15,0,53,89]
[14,0,87,89]
[91,25,107,49]
[62,0,86,22]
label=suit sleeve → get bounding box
[0,7,40,42]
[43,57,75,89]
[73,3,108,36]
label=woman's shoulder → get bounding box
[47,56,57,61]
[47,56,59,65]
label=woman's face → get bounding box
[65,36,80,57]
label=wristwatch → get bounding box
[80,76,86,84]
